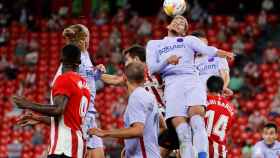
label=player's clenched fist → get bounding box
[88,128,107,138]
[96,64,106,73]
[167,55,181,65]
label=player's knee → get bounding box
[171,116,187,128]
[190,115,206,132]
[188,105,206,118]
[175,122,192,143]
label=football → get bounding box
[163,0,187,17]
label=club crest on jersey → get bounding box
[177,38,184,42]
[208,57,215,62]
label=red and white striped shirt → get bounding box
[144,67,165,107]
[49,71,90,158]
[205,95,235,158]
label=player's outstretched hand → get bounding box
[88,128,107,137]
[13,96,31,109]
[17,112,39,127]
[217,50,234,61]
[167,55,181,65]
[223,88,234,97]
[96,64,106,73]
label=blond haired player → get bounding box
[18,24,125,158]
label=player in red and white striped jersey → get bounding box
[123,45,165,108]
[102,45,165,109]
[205,76,235,158]
[14,45,90,158]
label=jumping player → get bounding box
[146,15,234,158]
[88,62,161,158]
[205,76,235,158]
[252,123,280,158]
[55,24,124,158]
[14,44,90,158]
[57,24,105,158]
[22,24,118,158]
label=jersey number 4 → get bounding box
[205,110,229,141]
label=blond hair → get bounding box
[62,24,89,48]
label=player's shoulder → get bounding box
[275,140,280,147]
[146,39,163,47]
[184,35,201,41]
[56,71,86,86]
[132,87,151,98]
[254,140,265,148]
[131,87,155,102]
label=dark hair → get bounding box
[61,44,81,65]
[264,123,278,132]
[123,45,146,62]
[207,76,224,93]
[124,62,145,84]
[191,31,206,38]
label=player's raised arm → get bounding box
[89,95,147,139]
[186,36,234,60]
[100,74,125,85]
[218,58,233,96]
[13,95,69,117]
[88,122,144,139]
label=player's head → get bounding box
[123,45,146,66]
[63,24,90,51]
[262,123,278,145]
[61,44,81,72]
[207,76,224,94]
[191,31,208,45]
[124,62,145,85]
[167,15,188,36]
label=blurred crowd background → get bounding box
[0,0,279,158]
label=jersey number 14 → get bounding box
[205,110,229,141]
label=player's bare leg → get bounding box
[86,148,105,158]
[171,117,194,158]
[188,106,208,158]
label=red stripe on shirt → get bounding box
[71,130,78,158]
[50,119,59,154]
[146,73,164,107]
[82,139,86,158]
[209,140,214,158]
[139,137,147,158]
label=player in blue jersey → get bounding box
[252,123,280,158]
[191,31,233,96]
[146,15,234,158]
[88,62,161,158]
